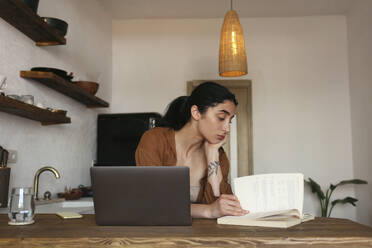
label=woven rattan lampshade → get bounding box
[219,10,247,77]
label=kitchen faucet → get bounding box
[33,166,60,200]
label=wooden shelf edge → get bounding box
[41,119,71,126]
[20,71,110,108]
[0,95,71,125]
[0,0,66,46]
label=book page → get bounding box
[234,173,304,217]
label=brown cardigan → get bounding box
[135,127,232,204]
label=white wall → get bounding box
[347,0,372,227]
[0,0,112,198]
[112,16,357,220]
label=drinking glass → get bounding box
[0,75,6,95]
[8,187,35,225]
[0,75,6,89]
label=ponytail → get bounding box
[158,96,190,131]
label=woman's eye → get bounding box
[218,117,225,121]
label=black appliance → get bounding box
[97,113,162,166]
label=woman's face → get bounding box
[196,100,236,144]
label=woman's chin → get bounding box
[206,138,221,145]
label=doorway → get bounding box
[187,80,253,182]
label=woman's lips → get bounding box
[217,135,225,141]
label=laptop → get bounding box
[90,166,191,226]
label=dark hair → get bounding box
[158,82,238,130]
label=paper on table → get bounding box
[56,212,83,219]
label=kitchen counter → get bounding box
[0,215,371,247]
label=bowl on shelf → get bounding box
[46,108,67,116]
[31,67,73,81]
[75,81,99,95]
[21,0,39,13]
[41,17,68,37]
[52,109,67,116]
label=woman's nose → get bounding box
[223,122,230,132]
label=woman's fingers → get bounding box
[222,205,247,216]
[209,194,250,218]
[223,198,241,208]
[220,194,249,215]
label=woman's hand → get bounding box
[204,135,227,159]
[208,194,249,218]
[204,135,227,150]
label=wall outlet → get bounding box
[7,149,17,163]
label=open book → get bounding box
[217,173,314,228]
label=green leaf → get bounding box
[339,179,367,185]
[335,179,367,187]
[330,184,336,191]
[331,197,358,207]
[331,179,367,191]
[306,178,325,200]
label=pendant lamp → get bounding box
[219,0,247,77]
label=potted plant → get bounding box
[306,178,367,217]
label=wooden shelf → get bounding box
[0,0,66,46]
[20,71,109,108]
[0,95,71,125]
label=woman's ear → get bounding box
[190,105,201,120]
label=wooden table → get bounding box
[0,214,372,247]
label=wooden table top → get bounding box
[0,214,372,247]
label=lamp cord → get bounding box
[231,0,233,10]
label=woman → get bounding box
[135,82,248,218]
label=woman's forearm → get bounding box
[206,150,223,197]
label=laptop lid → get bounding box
[91,166,191,226]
